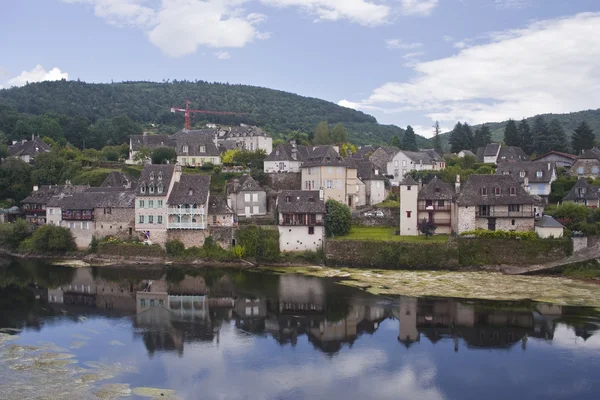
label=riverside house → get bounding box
[355,160,386,206]
[172,132,221,167]
[388,149,445,185]
[226,175,267,217]
[562,177,600,208]
[22,184,87,226]
[7,136,50,163]
[277,190,325,252]
[496,161,557,202]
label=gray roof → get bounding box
[130,134,173,151]
[496,161,556,184]
[171,128,218,138]
[100,171,137,188]
[356,161,386,181]
[498,146,528,162]
[265,143,310,162]
[419,149,443,161]
[352,146,377,160]
[457,175,535,206]
[418,176,455,200]
[400,175,417,185]
[402,150,434,164]
[535,215,565,228]
[277,190,326,214]
[227,175,264,193]
[303,146,346,167]
[220,126,268,139]
[137,164,176,197]
[22,185,87,205]
[562,177,600,202]
[48,189,136,209]
[460,150,476,157]
[168,175,211,205]
[208,195,234,215]
[483,143,501,157]
[173,133,220,157]
[8,137,50,158]
[369,146,399,171]
[532,151,577,162]
[578,147,600,160]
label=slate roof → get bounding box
[535,215,565,228]
[168,175,211,205]
[498,146,528,162]
[22,185,87,205]
[495,161,556,184]
[227,175,264,193]
[369,146,399,171]
[208,195,234,215]
[400,175,417,185]
[483,143,501,157]
[351,146,377,160]
[578,148,600,160]
[303,146,346,167]
[418,176,456,200]
[220,125,267,139]
[419,149,443,161]
[460,150,476,157]
[356,161,386,181]
[48,189,136,209]
[137,164,176,197]
[402,150,435,164]
[457,175,535,206]
[277,190,326,214]
[8,137,50,158]
[532,151,577,162]
[130,134,173,151]
[173,133,220,157]
[171,128,218,138]
[100,171,137,188]
[562,177,600,202]
[265,143,310,162]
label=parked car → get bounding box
[364,211,384,217]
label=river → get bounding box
[1,258,599,399]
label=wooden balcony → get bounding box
[62,210,93,221]
[418,203,452,211]
[23,207,46,215]
[475,210,534,218]
[280,220,323,226]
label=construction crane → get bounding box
[170,100,245,130]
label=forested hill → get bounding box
[439,109,600,150]
[0,80,425,147]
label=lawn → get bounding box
[374,199,400,208]
[337,227,449,242]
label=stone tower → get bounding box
[399,175,418,236]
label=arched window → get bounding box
[140,183,146,194]
[157,183,164,194]
[149,184,155,194]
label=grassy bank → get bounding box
[337,227,449,242]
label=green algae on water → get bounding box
[133,386,180,399]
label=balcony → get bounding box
[475,210,534,218]
[62,210,94,221]
[23,207,46,215]
[417,203,451,211]
[421,218,451,226]
[168,207,205,215]
[280,220,323,226]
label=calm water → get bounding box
[1,259,600,400]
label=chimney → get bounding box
[233,178,240,193]
[31,134,34,141]
[548,162,551,171]
[455,175,461,193]
[319,189,324,201]
[291,145,297,161]
[33,186,39,192]
[523,177,530,193]
[143,131,148,136]
[12,140,17,145]
[174,164,182,182]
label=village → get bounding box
[3,121,599,261]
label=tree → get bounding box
[151,147,177,164]
[518,119,534,155]
[532,116,549,155]
[232,149,267,170]
[325,199,352,237]
[133,146,152,163]
[449,122,473,153]
[503,119,520,147]
[340,142,356,157]
[473,124,492,149]
[543,119,569,154]
[0,159,32,202]
[388,135,401,148]
[330,123,348,144]
[572,121,595,155]
[30,151,80,186]
[221,149,240,164]
[403,125,418,151]
[23,225,76,254]
[314,121,331,145]
[417,219,437,238]
[432,121,443,155]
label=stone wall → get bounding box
[265,172,301,191]
[94,208,135,241]
[457,238,571,266]
[167,230,210,248]
[208,226,235,249]
[98,242,165,258]
[572,236,588,252]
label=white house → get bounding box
[276,190,325,252]
[496,161,557,201]
[399,175,419,236]
[264,141,310,173]
[388,150,445,185]
[535,216,564,238]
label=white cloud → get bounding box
[398,0,439,16]
[402,50,425,67]
[386,39,423,50]
[341,12,600,127]
[214,50,231,59]
[442,35,453,42]
[5,65,69,88]
[63,0,268,57]
[495,0,530,9]
[453,41,466,49]
[260,0,391,26]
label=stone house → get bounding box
[368,146,399,174]
[416,176,457,235]
[562,177,600,208]
[388,150,445,185]
[135,164,179,245]
[167,175,210,230]
[7,136,50,163]
[127,134,172,164]
[475,143,528,164]
[495,161,557,201]
[207,195,235,227]
[301,146,348,205]
[356,161,386,206]
[217,125,273,154]
[569,148,600,178]
[535,216,564,238]
[263,141,310,173]
[399,175,419,236]
[173,132,221,166]
[532,151,577,168]
[21,184,87,226]
[456,175,537,234]
[277,190,325,252]
[226,175,267,217]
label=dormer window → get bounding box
[435,188,440,193]
[183,145,189,153]
[285,196,291,203]
[481,188,488,196]
[157,183,164,194]
[188,188,194,196]
[158,172,163,181]
[495,187,501,195]
[520,171,526,178]
[503,171,510,175]
[140,183,146,194]
[536,171,543,178]
[510,187,516,195]
[149,184,155,194]
[308,197,315,203]
[149,172,155,180]
[200,145,206,153]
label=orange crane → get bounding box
[170,100,245,130]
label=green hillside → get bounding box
[439,109,600,151]
[0,80,429,148]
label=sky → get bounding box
[2,0,600,137]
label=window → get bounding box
[578,167,584,175]
[139,215,144,223]
[480,188,488,195]
[536,171,543,178]
[183,145,189,153]
[394,161,398,167]
[510,187,517,195]
[438,200,445,207]
[157,200,163,207]
[150,172,155,180]
[81,222,89,230]
[253,206,259,214]
[139,200,145,208]
[512,219,516,226]
[402,160,407,167]
[157,183,164,194]
[407,186,411,191]
[520,171,526,178]
[326,180,333,189]
[495,187,501,195]
[49,209,55,215]
[158,299,164,306]
[140,298,146,307]
[285,196,291,203]
[503,171,510,175]
[158,172,162,181]
[69,222,75,229]
[157,216,163,224]
[307,167,312,175]
[104,208,111,215]
[252,193,258,202]
[244,194,251,202]
[149,200,154,208]
[308,226,315,235]
[593,167,599,174]
[406,211,412,218]
[328,166,333,174]
[150,299,155,307]
[191,158,196,165]
[148,215,154,224]
[140,184,146,194]
[508,204,521,212]
[200,145,206,153]
[149,184,154,194]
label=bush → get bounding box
[151,147,177,164]
[23,225,76,254]
[325,199,352,237]
[231,245,246,259]
[166,239,185,256]
[89,236,99,253]
[235,226,280,262]
[0,219,31,250]
[545,203,590,231]
[460,229,538,241]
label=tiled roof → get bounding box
[173,133,220,157]
[48,189,136,209]
[303,146,346,167]
[578,148,600,160]
[265,143,310,162]
[171,128,217,138]
[402,150,434,164]
[137,164,176,197]
[535,215,565,228]
[227,175,264,193]
[460,150,476,157]
[168,175,210,205]
[369,146,399,171]
[8,137,50,158]
[419,149,443,161]
[208,195,234,215]
[277,190,326,213]
[457,175,535,206]
[220,126,267,139]
[130,135,173,151]
[532,151,577,161]
[400,175,417,185]
[100,171,137,188]
[497,146,528,162]
[356,161,385,181]
[563,177,600,202]
[495,161,556,184]
[483,143,501,157]
[351,146,377,160]
[418,176,455,200]
[22,185,87,205]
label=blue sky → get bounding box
[2,0,600,137]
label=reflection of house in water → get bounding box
[234,297,267,333]
[394,297,562,351]
[47,268,96,307]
